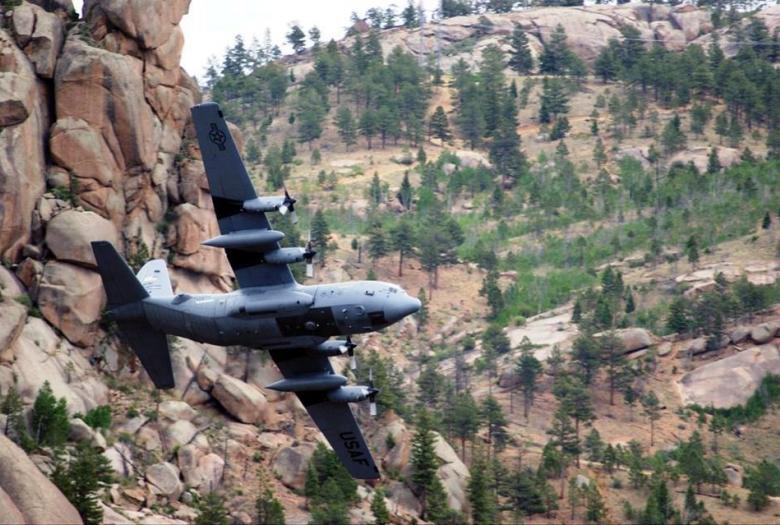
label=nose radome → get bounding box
[384,295,421,324]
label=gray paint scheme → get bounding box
[90,102,420,479]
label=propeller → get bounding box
[339,336,358,370]
[368,368,379,417]
[304,230,316,278]
[279,187,298,224]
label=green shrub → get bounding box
[31,381,70,448]
[82,405,111,431]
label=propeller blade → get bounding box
[279,204,289,216]
[370,401,377,417]
[306,263,314,278]
[350,354,357,371]
[289,210,298,224]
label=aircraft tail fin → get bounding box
[91,242,175,390]
[136,259,174,298]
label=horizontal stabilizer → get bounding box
[118,321,174,390]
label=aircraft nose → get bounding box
[384,295,421,324]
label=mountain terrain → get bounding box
[2,1,780,524]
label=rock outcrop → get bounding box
[678,344,780,408]
[0,433,82,525]
[44,209,121,267]
[212,373,269,424]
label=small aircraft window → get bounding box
[365,290,375,296]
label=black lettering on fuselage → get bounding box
[339,431,370,466]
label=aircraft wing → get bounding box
[270,348,381,479]
[190,102,295,288]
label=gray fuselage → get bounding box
[133,280,420,350]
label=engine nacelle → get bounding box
[243,196,286,213]
[326,386,372,403]
[264,247,307,265]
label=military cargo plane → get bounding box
[91,102,420,479]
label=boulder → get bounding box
[687,337,708,356]
[169,339,226,405]
[272,443,315,490]
[750,322,778,345]
[657,342,673,357]
[45,210,121,268]
[103,443,134,477]
[168,203,233,281]
[0,433,82,524]
[603,328,654,354]
[670,5,713,41]
[49,117,123,187]
[37,261,105,346]
[0,31,48,261]
[729,326,750,345]
[455,150,491,169]
[12,2,65,78]
[69,417,107,449]
[55,34,158,172]
[84,0,190,50]
[0,487,26,525]
[179,451,224,492]
[678,344,780,408]
[136,426,162,451]
[12,318,108,414]
[724,463,743,486]
[159,400,197,421]
[212,373,268,424]
[164,419,198,448]
[0,300,27,362]
[433,433,469,513]
[669,147,740,174]
[386,480,422,515]
[146,462,183,500]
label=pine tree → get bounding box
[1,385,32,450]
[714,111,729,144]
[367,221,389,261]
[370,489,390,525]
[256,466,285,525]
[509,25,534,74]
[480,270,504,319]
[417,288,429,327]
[429,106,452,143]
[539,24,574,75]
[571,334,601,385]
[51,443,114,525]
[31,380,70,447]
[667,297,690,334]
[359,110,378,149]
[641,391,661,447]
[686,235,699,266]
[547,407,580,496]
[390,219,415,277]
[600,332,626,406]
[449,392,480,458]
[584,428,605,463]
[507,468,548,518]
[310,209,331,266]
[335,106,357,151]
[468,448,497,525]
[401,0,419,28]
[411,408,445,519]
[539,77,569,123]
[286,25,306,54]
[592,138,607,168]
[661,114,687,155]
[489,96,527,188]
[704,147,721,175]
[516,347,542,420]
[309,479,350,525]
[398,171,413,210]
[481,396,509,454]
